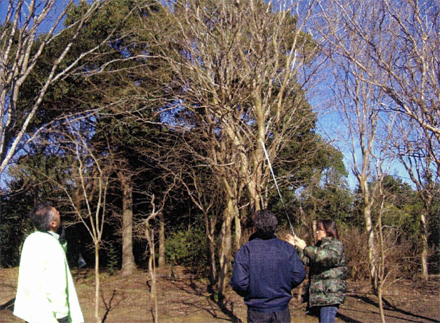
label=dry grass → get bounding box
[1,266,439,323]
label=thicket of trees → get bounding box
[1,0,439,322]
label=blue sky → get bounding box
[0,0,77,35]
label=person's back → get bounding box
[231,233,305,311]
[230,210,305,323]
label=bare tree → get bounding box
[156,143,225,289]
[145,195,160,323]
[390,116,439,280]
[50,119,111,323]
[313,0,439,282]
[323,54,389,288]
[313,0,439,170]
[145,0,321,297]
[144,184,174,323]
[0,0,118,176]
[373,120,398,323]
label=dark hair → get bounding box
[29,202,55,232]
[317,219,339,239]
[254,209,278,239]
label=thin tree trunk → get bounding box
[0,202,2,269]
[147,228,158,323]
[420,212,429,281]
[378,282,385,323]
[377,207,386,323]
[146,197,160,323]
[364,203,378,290]
[204,212,217,287]
[158,213,165,267]
[95,242,101,323]
[234,213,241,251]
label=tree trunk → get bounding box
[146,227,158,323]
[420,212,429,281]
[234,212,241,251]
[0,203,2,269]
[360,177,378,291]
[218,200,234,299]
[145,197,160,323]
[364,202,378,290]
[377,205,386,323]
[119,171,136,277]
[158,213,165,268]
[204,212,217,287]
[95,241,101,323]
[378,282,386,323]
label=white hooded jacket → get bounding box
[14,231,84,323]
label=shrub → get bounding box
[165,227,209,275]
[340,225,422,281]
[106,244,119,276]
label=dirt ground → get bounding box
[1,266,439,323]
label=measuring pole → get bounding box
[260,140,296,237]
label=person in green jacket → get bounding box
[14,202,84,323]
[287,219,347,323]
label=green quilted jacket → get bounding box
[301,237,348,307]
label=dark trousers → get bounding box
[319,306,339,323]
[247,307,291,323]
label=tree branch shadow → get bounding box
[305,304,363,323]
[215,297,243,323]
[101,289,124,323]
[348,295,439,323]
[170,276,243,322]
[336,312,363,323]
[0,298,15,312]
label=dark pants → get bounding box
[320,306,339,323]
[247,307,291,323]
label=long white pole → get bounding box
[260,140,296,237]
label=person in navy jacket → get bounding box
[230,209,306,323]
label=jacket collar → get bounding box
[249,232,276,241]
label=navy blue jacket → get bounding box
[230,234,306,312]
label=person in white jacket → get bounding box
[14,202,84,323]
